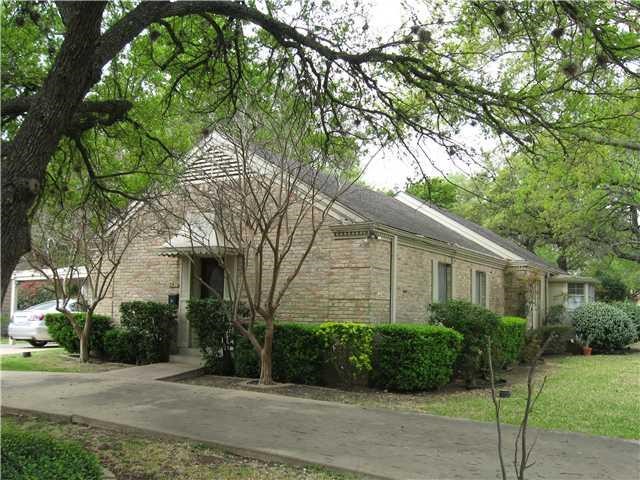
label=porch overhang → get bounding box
[156,214,228,257]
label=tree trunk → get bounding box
[79,329,90,363]
[79,311,93,363]
[259,322,274,385]
[1,3,106,298]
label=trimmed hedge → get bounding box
[103,328,140,364]
[45,313,112,356]
[370,324,462,391]
[572,302,636,351]
[120,301,177,362]
[430,300,500,385]
[317,322,374,386]
[187,298,235,374]
[1,424,102,480]
[235,323,325,384]
[493,316,527,368]
[611,301,640,342]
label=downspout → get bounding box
[389,235,398,323]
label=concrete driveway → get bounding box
[0,342,60,356]
[1,369,638,480]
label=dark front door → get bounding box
[200,257,224,299]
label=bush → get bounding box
[545,305,569,325]
[45,313,112,356]
[611,301,640,342]
[1,424,102,480]
[493,316,527,368]
[370,324,462,392]
[120,301,177,363]
[572,302,636,351]
[430,300,500,386]
[522,325,573,362]
[187,298,235,374]
[316,322,374,386]
[234,323,325,384]
[103,328,140,364]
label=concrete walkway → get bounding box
[1,370,638,480]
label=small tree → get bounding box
[28,202,141,362]
[487,335,554,480]
[168,101,357,385]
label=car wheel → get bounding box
[28,340,48,348]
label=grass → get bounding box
[2,415,358,480]
[0,348,128,373]
[183,352,640,440]
[420,353,640,439]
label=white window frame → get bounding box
[567,282,585,310]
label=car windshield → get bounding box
[25,300,60,311]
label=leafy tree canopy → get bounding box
[1,0,638,296]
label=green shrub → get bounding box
[234,323,325,384]
[572,302,636,351]
[545,305,568,325]
[187,298,235,374]
[1,424,102,480]
[370,324,462,392]
[103,328,140,364]
[429,300,500,386]
[611,301,640,342]
[317,322,374,386]
[522,325,573,362]
[45,313,112,356]
[493,316,527,368]
[120,301,177,362]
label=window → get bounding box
[567,282,585,310]
[437,262,452,302]
[474,271,487,307]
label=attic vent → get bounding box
[182,144,245,182]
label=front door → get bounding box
[200,257,225,299]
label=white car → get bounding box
[8,299,83,347]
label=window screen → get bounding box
[438,262,452,302]
[475,271,487,306]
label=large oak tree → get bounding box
[2,0,638,297]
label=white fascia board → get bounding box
[12,267,88,281]
[395,192,523,261]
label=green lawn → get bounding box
[421,353,640,439]
[0,349,127,373]
[2,416,357,480]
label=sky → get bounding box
[355,0,496,191]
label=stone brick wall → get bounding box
[327,235,390,323]
[395,241,505,323]
[94,208,181,323]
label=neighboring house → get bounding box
[79,133,587,351]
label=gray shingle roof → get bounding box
[400,193,562,271]
[336,185,499,257]
[199,133,559,270]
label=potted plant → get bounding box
[578,335,592,356]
